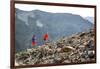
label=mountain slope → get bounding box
[15,8,93,52]
[15,29,95,65]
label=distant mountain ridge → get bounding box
[85,17,94,23]
[15,8,93,52]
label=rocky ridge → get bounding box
[15,29,95,65]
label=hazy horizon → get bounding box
[15,4,94,18]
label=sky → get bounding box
[15,3,94,18]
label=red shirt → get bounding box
[43,33,48,41]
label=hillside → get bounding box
[15,29,95,65]
[15,8,93,52]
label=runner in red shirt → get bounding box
[43,32,49,44]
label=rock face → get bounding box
[15,29,95,66]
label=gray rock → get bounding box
[15,29,95,65]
